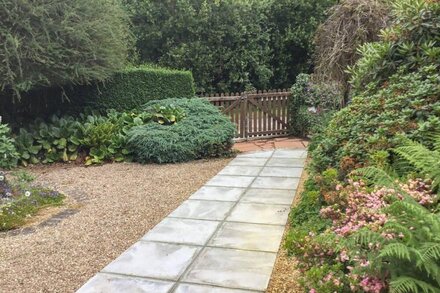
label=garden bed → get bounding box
[267,159,309,293]
[0,158,231,292]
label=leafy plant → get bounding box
[150,104,186,125]
[348,0,440,91]
[0,120,18,169]
[289,74,342,137]
[79,111,151,165]
[14,115,85,165]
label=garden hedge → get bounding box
[127,98,236,163]
[78,66,196,112]
[0,66,195,126]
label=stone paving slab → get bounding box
[260,166,303,178]
[272,149,307,159]
[182,247,276,291]
[77,273,174,293]
[236,150,274,158]
[229,157,268,166]
[266,157,306,167]
[175,283,258,293]
[227,203,290,225]
[219,166,262,176]
[169,200,235,221]
[101,242,200,280]
[77,146,307,293]
[209,222,285,252]
[142,218,220,245]
[206,175,255,188]
[240,188,296,205]
[189,186,245,202]
[251,176,299,190]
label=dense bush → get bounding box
[123,0,335,93]
[0,122,18,169]
[287,1,440,292]
[311,66,440,174]
[76,66,196,112]
[0,0,133,99]
[311,0,440,174]
[348,0,440,91]
[313,0,390,96]
[127,98,236,163]
[288,74,342,137]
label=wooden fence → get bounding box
[201,89,291,139]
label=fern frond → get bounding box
[386,201,440,232]
[391,276,440,293]
[432,134,440,153]
[349,228,384,246]
[384,222,411,236]
[379,243,411,260]
[415,258,440,285]
[421,243,440,263]
[394,139,440,191]
[353,166,397,188]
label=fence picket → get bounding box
[200,89,290,139]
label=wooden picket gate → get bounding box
[202,89,291,139]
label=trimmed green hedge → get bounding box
[127,98,236,163]
[80,66,196,112]
[0,66,195,126]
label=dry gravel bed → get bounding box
[0,159,230,293]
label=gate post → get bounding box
[239,92,248,139]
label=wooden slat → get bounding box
[202,90,290,139]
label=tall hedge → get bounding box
[0,66,195,125]
[79,66,196,112]
[123,0,336,93]
[0,0,133,99]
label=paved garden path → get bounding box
[77,148,307,293]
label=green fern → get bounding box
[379,243,412,261]
[391,277,440,293]
[353,166,399,189]
[394,137,440,193]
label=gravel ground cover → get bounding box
[0,159,230,293]
[266,162,308,293]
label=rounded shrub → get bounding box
[127,98,236,163]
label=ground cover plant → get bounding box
[0,171,64,231]
[286,0,440,292]
[3,98,234,167]
[127,98,236,163]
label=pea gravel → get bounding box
[0,159,231,293]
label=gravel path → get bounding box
[0,159,230,293]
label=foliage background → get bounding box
[123,0,336,93]
[0,0,133,99]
